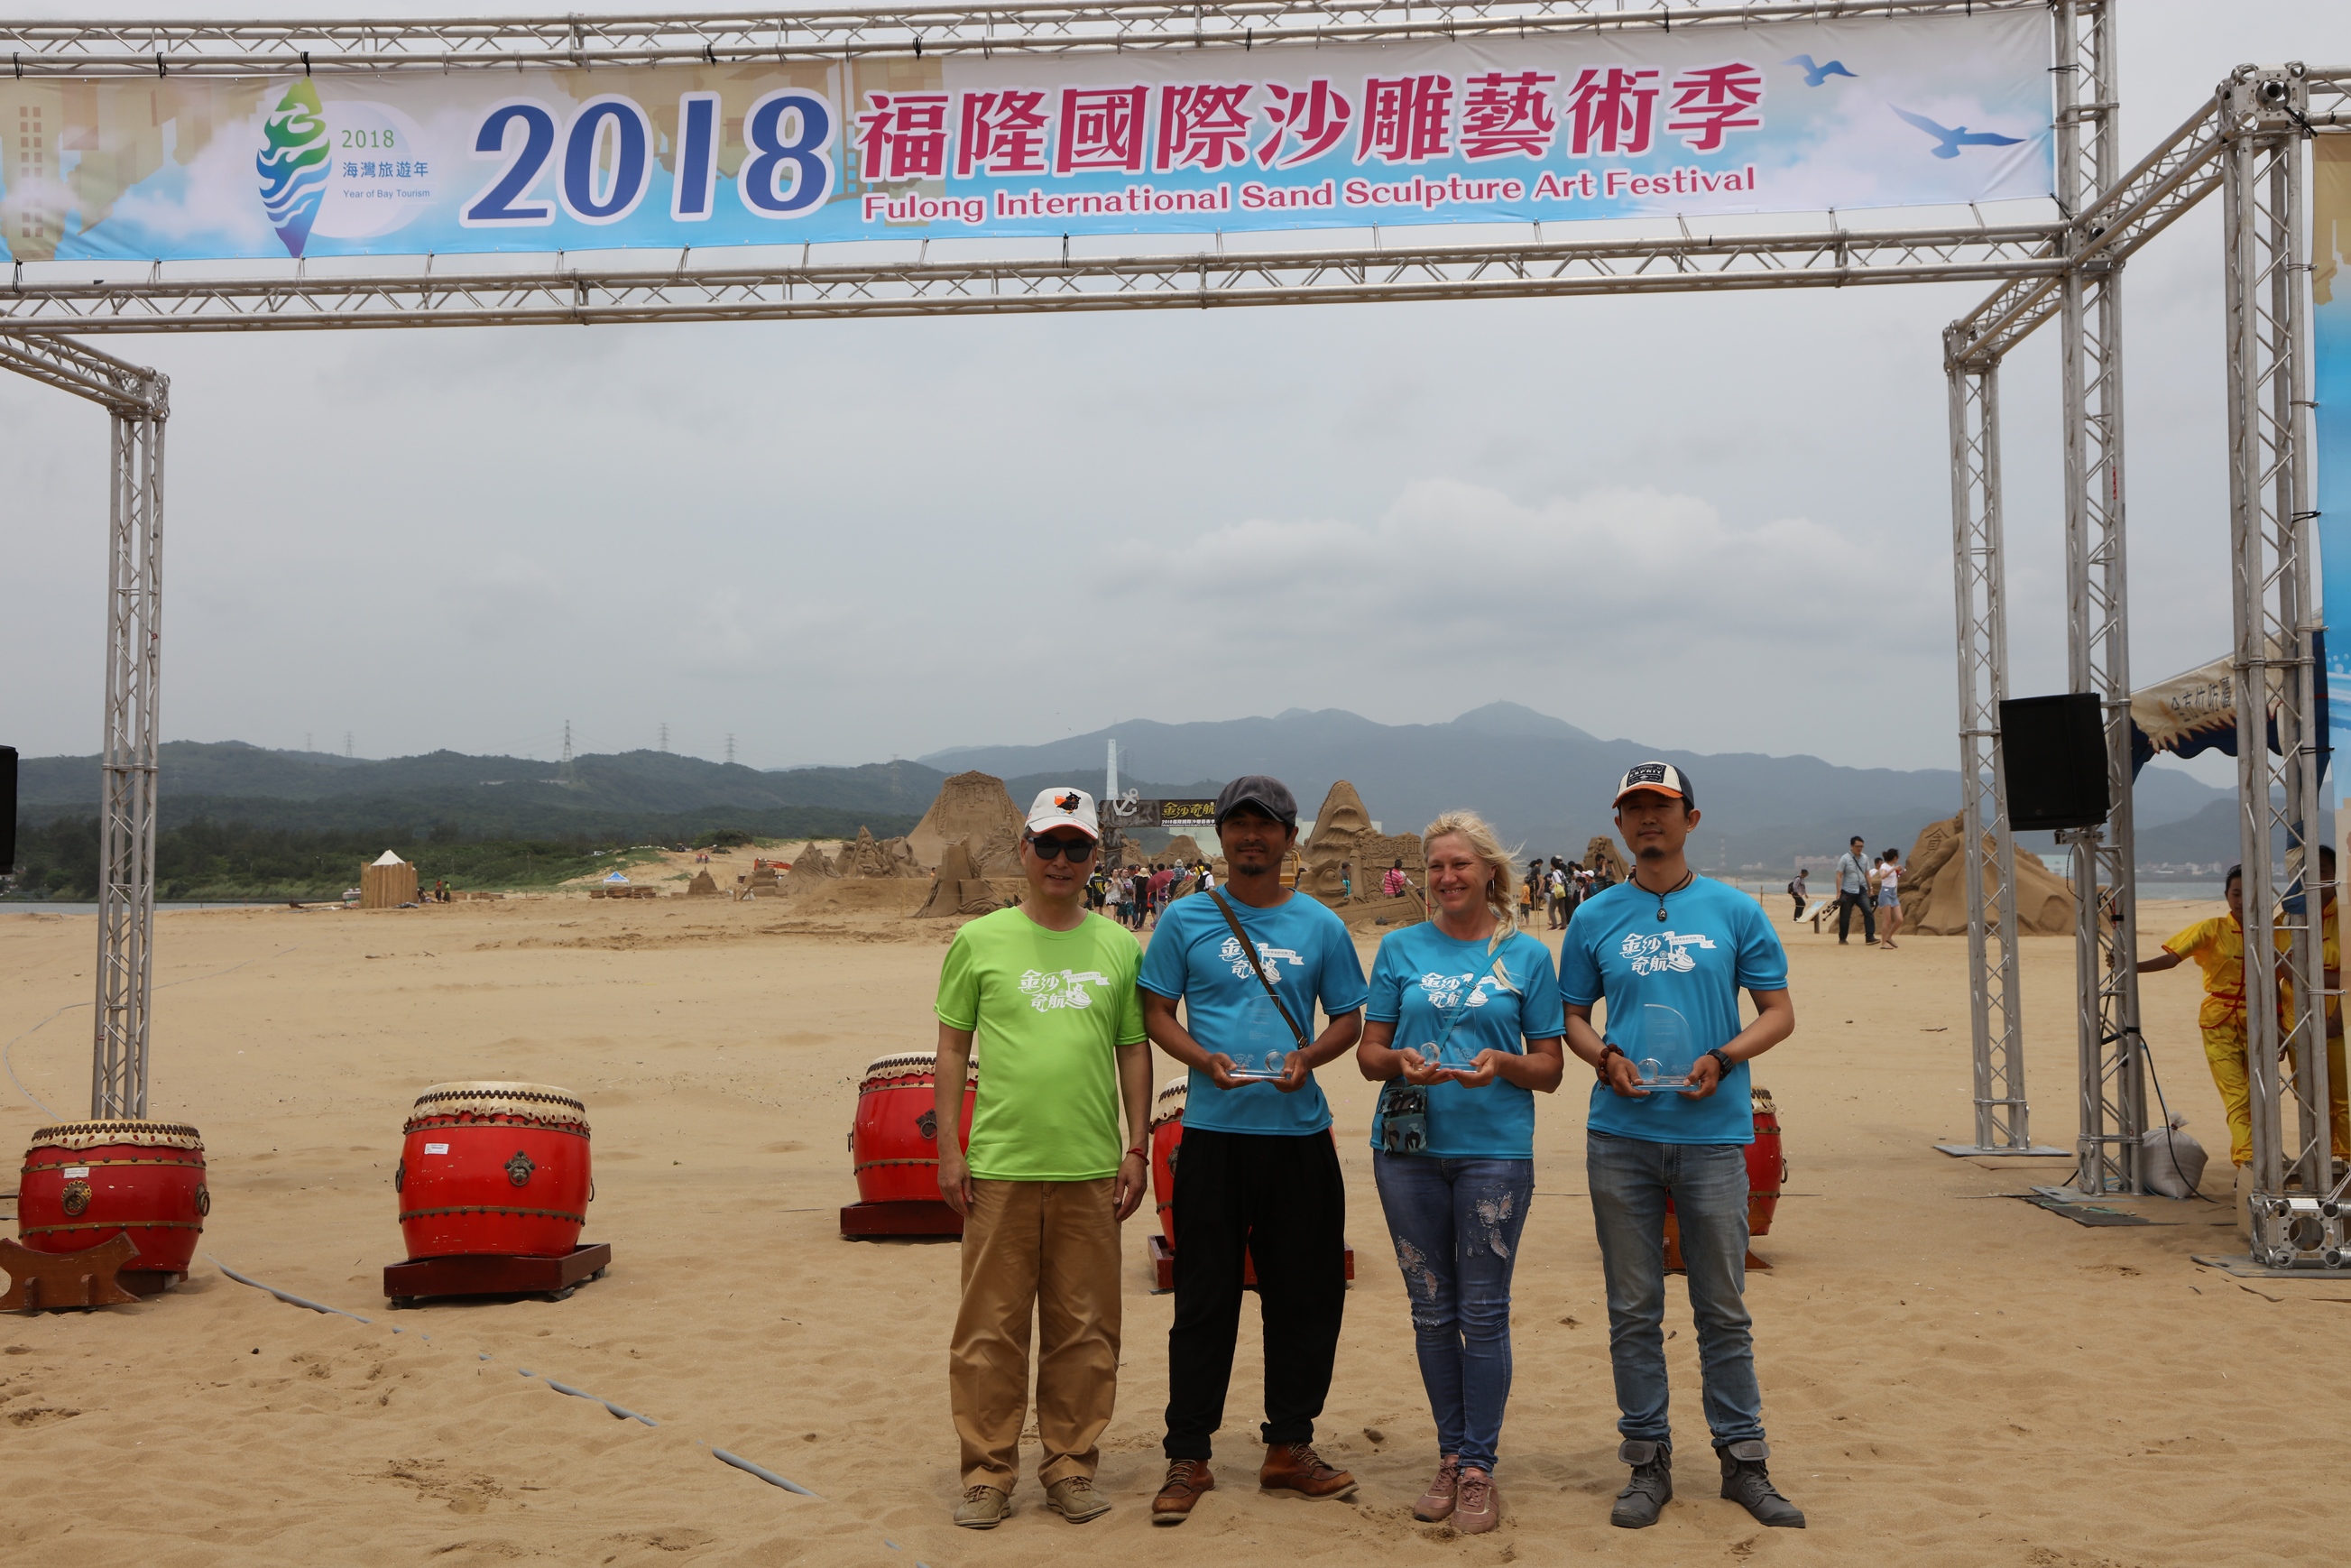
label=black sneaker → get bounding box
[1609,1439,1673,1528]
[1718,1440,1805,1527]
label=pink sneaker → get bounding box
[1413,1455,1462,1522]
[1452,1467,1498,1535]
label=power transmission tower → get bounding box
[658,722,669,753]
[344,731,353,758]
[725,733,736,766]
[305,732,313,753]
[561,720,576,786]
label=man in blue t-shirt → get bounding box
[1558,762,1804,1533]
[1139,775,1369,1524]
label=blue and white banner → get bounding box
[2318,136,2351,807]
[0,9,2051,262]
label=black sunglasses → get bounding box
[1028,834,1097,862]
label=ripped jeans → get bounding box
[1370,1153,1535,1474]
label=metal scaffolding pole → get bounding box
[2220,65,2344,1270]
[0,332,171,1122]
[1938,345,2057,1157]
[2055,0,2146,1194]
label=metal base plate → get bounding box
[2191,1253,2351,1278]
[1934,1144,2072,1158]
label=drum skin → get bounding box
[1149,1076,1188,1242]
[19,1121,207,1275]
[398,1083,590,1259]
[853,1053,975,1204]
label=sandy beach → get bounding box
[2,890,2344,1567]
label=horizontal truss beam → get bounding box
[0,331,168,412]
[0,2,2047,73]
[0,223,2063,332]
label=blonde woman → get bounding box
[1355,810,1566,1536]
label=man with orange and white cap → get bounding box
[934,786,1154,1529]
[1557,762,1803,1532]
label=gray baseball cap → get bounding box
[1214,774,1298,826]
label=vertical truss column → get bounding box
[2057,0,2146,1194]
[89,377,167,1122]
[2221,65,2344,1268]
[1940,342,2051,1157]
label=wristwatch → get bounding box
[1704,1047,1735,1076]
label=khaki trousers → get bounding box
[950,1177,1121,1491]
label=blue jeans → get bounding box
[1585,1129,1764,1447]
[1371,1152,1534,1474]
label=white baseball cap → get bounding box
[1025,786,1102,840]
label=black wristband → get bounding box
[1705,1047,1735,1075]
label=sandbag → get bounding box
[2138,1113,2209,1200]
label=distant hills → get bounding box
[13,702,2241,870]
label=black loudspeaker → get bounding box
[1,745,14,872]
[1999,694,2111,832]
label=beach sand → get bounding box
[0,890,2343,1567]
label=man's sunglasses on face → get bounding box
[1028,834,1097,862]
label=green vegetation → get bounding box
[5,817,680,903]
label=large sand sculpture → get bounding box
[836,827,921,879]
[908,770,1027,875]
[1581,836,1630,882]
[1302,780,1423,905]
[782,844,838,893]
[1903,813,2076,935]
[916,839,1004,918]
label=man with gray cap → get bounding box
[1140,775,1369,1523]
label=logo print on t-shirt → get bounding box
[1218,936,1302,982]
[1618,930,1718,976]
[1019,968,1112,1011]
[1418,971,1498,1008]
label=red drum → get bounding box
[398,1082,591,1260]
[1747,1087,1785,1237]
[19,1121,207,1277]
[1149,1076,1188,1242]
[851,1053,976,1205]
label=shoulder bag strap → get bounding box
[1428,936,1521,1057]
[1207,890,1311,1047]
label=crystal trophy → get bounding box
[1633,1003,1696,1089]
[1226,989,1296,1081]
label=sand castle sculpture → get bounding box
[908,771,1027,876]
[916,839,1005,918]
[1301,781,1424,905]
[836,826,922,879]
[1581,836,1631,883]
[686,870,720,898]
[782,844,838,894]
[1902,813,2076,935]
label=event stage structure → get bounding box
[2,1,2344,1268]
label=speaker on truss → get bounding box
[1,745,14,872]
[1998,694,2111,833]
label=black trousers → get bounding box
[1164,1126,1348,1460]
[1837,889,1876,944]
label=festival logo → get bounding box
[1219,936,1302,981]
[256,79,332,257]
[1419,971,1496,1008]
[1619,930,1718,976]
[1019,968,1112,1010]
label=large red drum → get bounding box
[852,1052,976,1204]
[19,1121,207,1277]
[398,1082,591,1260]
[1747,1087,1785,1237]
[1149,1076,1187,1242]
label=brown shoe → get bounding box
[1153,1460,1215,1525]
[1452,1467,1498,1535]
[1413,1455,1462,1522]
[1258,1441,1358,1499]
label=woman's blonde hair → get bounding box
[1422,810,1524,952]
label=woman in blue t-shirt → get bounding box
[1355,810,1566,1536]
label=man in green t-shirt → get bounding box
[935,786,1151,1530]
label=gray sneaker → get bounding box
[1718,1441,1805,1528]
[1609,1439,1673,1528]
[954,1485,1010,1529]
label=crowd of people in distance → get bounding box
[930,767,1803,1538]
[1086,858,1219,929]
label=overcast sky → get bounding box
[5,1,2343,785]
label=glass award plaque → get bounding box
[1633,1003,1696,1089]
[1226,989,1295,1081]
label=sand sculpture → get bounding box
[747,859,780,894]
[1581,836,1631,882]
[1903,813,2076,935]
[782,845,837,893]
[1301,781,1423,904]
[916,839,1003,918]
[1163,835,1204,866]
[836,827,922,879]
[908,771,1027,874]
[686,870,720,897]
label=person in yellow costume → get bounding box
[2136,866,2251,1171]
[2275,845,2351,1164]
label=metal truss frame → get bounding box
[0,333,169,1121]
[2220,66,2344,1269]
[0,1,2047,75]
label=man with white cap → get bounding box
[934,786,1153,1528]
[1141,775,1369,1523]
[1557,762,1804,1531]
